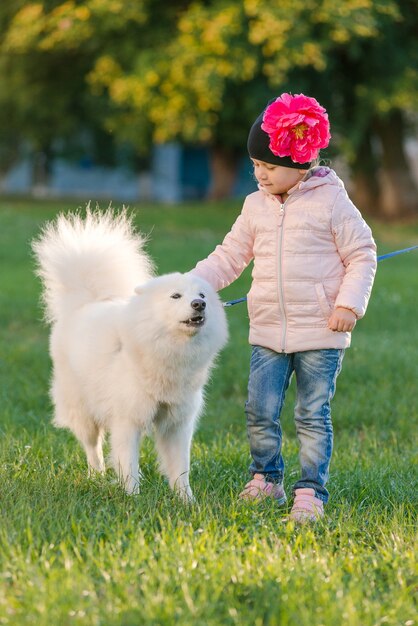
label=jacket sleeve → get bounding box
[189,197,254,291]
[332,190,377,319]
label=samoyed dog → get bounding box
[33,209,228,500]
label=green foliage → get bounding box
[0,1,133,160]
[0,199,417,624]
[2,0,417,157]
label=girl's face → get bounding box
[251,159,306,196]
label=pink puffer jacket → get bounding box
[191,168,377,354]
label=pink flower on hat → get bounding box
[261,93,331,164]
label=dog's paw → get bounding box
[176,485,196,505]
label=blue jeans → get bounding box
[245,346,344,503]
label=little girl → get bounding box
[190,93,377,522]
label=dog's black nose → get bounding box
[191,299,206,312]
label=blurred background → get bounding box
[0,0,417,218]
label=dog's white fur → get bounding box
[33,209,228,499]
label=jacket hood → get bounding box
[299,167,345,191]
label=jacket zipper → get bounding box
[269,188,304,353]
[277,201,287,352]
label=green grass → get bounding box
[0,197,417,626]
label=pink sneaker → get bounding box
[289,488,324,523]
[239,474,287,505]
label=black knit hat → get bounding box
[247,111,311,170]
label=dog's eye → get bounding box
[170,293,182,299]
[199,293,205,299]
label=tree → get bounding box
[0,1,135,189]
[1,0,417,214]
[236,0,418,216]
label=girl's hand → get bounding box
[328,307,357,332]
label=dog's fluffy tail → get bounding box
[32,208,154,322]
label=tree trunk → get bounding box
[0,172,7,193]
[207,146,239,200]
[350,128,381,216]
[32,147,53,198]
[374,110,418,219]
[0,142,20,193]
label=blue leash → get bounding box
[223,245,418,307]
[375,245,418,261]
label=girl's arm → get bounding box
[189,198,254,291]
[331,191,377,319]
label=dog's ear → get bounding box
[135,278,154,295]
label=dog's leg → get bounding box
[85,429,106,476]
[84,431,106,476]
[52,371,106,475]
[71,417,106,475]
[110,423,141,495]
[154,415,196,503]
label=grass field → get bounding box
[0,197,417,626]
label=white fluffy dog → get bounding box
[33,210,228,499]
